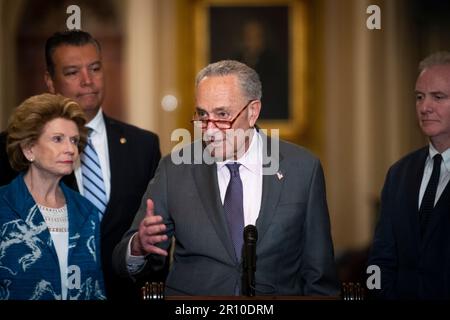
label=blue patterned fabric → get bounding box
[0,174,105,300]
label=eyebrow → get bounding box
[62,60,101,70]
[89,61,102,67]
[415,90,446,95]
[430,91,447,95]
[62,65,80,71]
[48,131,79,136]
[195,106,230,112]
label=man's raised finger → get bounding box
[146,198,155,217]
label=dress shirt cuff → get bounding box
[126,233,147,274]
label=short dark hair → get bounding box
[45,30,101,77]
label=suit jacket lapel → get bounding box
[191,131,284,261]
[422,172,450,249]
[255,132,284,242]
[407,149,427,252]
[104,115,119,207]
[62,173,78,191]
[192,163,237,262]
[61,183,92,262]
[3,175,60,265]
[256,171,284,242]
[101,115,124,234]
[405,148,428,248]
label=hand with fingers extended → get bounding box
[131,199,169,256]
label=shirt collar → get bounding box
[428,143,450,173]
[216,128,261,175]
[86,108,105,137]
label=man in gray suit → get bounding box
[113,60,339,296]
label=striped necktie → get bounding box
[81,130,107,220]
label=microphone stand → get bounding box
[242,225,257,296]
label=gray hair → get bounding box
[195,60,262,100]
[419,51,450,72]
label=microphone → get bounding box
[242,225,258,296]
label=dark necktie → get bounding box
[223,163,245,262]
[419,154,442,237]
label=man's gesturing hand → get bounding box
[131,199,168,256]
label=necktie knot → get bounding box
[433,154,442,167]
[87,128,94,141]
[226,163,241,178]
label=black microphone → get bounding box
[242,225,258,296]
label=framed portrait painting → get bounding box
[194,0,308,139]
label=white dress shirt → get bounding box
[126,128,264,272]
[418,143,450,209]
[216,129,263,226]
[74,108,111,202]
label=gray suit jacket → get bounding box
[113,133,339,296]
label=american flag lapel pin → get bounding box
[276,171,284,180]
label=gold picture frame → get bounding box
[194,0,308,140]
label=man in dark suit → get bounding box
[0,132,16,186]
[113,60,339,296]
[368,51,450,299]
[0,31,162,300]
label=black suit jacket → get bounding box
[368,147,450,299]
[0,132,16,186]
[0,114,162,300]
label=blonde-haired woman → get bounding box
[0,93,105,300]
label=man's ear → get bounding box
[44,71,56,93]
[248,100,261,127]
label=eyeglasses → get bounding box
[191,100,255,130]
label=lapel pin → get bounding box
[120,137,127,144]
[276,171,284,180]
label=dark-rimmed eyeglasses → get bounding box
[190,100,255,130]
